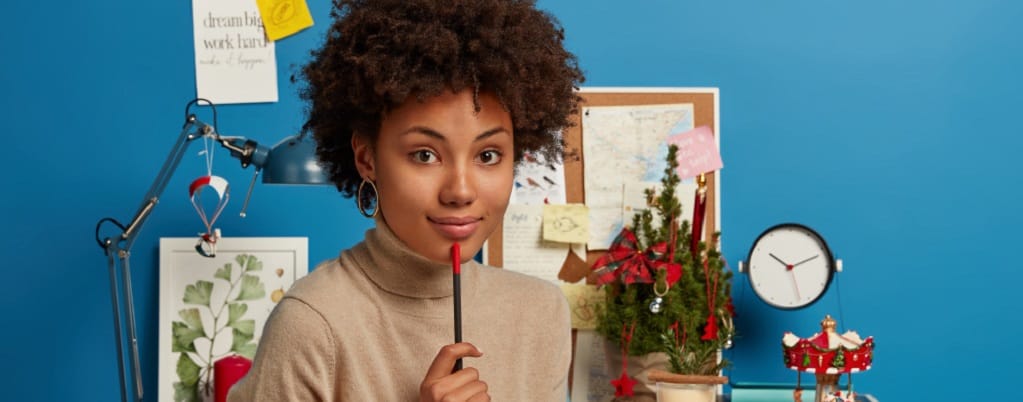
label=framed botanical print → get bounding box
[158,237,308,402]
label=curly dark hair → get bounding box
[298,0,585,197]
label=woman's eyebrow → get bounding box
[400,126,509,142]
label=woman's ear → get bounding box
[351,133,375,181]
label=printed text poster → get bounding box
[193,0,278,104]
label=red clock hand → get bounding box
[789,270,801,301]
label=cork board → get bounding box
[486,88,720,283]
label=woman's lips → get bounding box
[429,217,481,240]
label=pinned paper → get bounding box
[503,205,568,283]
[583,104,693,249]
[560,283,605,329]
[192,0,278,104]
[621,181,697,231]
[255,0,314,41]
[543,204,590,244]
[667,125,723,180]
[511,148,566,205]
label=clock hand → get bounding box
[792,254,820,268]
[789,270,802,301]
[769,253,790,267]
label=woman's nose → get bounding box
[439,165,477,207]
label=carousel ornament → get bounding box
[782,315,873,402]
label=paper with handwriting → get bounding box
[667,125,722,180]
[571,330,615,402]
[192,0,277,104]
[502,204,568,283]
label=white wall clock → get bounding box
[738,223,841,310]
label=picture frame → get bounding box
[158,237,309,402]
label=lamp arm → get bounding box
[98,114,214,402]
[119,115,214,250]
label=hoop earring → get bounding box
[357,179,379,218]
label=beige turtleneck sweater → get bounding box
[227,222,571,401]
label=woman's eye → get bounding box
[411,150,438,164]
[478,150,502,165]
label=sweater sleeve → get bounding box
[548,287,572,402]
[227,297,336,401]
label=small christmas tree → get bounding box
[594,144,734,377]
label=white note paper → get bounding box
[510,149,567,205]
[502,204,568,283]
[571,330,615,402]
[192,0,278,104]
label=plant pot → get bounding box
[655,382,715,402]
[648,370,727,402]
[602,339,671,401]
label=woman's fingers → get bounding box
[420,343,487,402]
[422,343,483,382]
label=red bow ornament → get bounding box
[592,228,682,286]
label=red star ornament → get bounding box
[611,372,638,397]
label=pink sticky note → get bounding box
[666,126,723,180]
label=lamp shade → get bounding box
[262,134,329,185]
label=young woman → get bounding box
[228,0,585,401]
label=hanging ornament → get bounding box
[611,322,638,397]
[190,175,229,257]
[649,274,669,313]
[190,134,229,257]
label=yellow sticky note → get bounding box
[542,204,590,244]
[255,0,314,41]
[560,283,605,330]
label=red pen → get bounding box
[451,243,463,372]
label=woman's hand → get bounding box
[419,343,489,402]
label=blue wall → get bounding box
[3,1,1020,400]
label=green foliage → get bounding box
[170,254,266,401]
[660,326,730,375]
[172,353,201,402]
[236,275,266,301]
[595,144,734,375]
[183,281,213,307]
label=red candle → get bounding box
[214,355,252,402]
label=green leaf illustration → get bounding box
[178,308,204,331]
[183,280,213,307]
[227,303,248,326]
[232,327,254,349]
[233,319,256,336]
[172,308,205,353]
[214,263,232,281]
[235,342,258,359]
[240,254,263,272]
[235,275,265,301]
[171,322,202,353]
[176,353,201,386]
[232,324,258,358]
[173,381,199,402]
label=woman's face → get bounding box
[353,90,514,263]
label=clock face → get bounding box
[747,224,834,309]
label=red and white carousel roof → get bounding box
[782,315,873,374]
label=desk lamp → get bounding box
[95,100,327,402]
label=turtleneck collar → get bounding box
[347,218,480,299]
